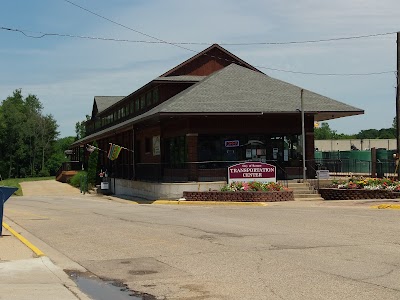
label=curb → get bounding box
[153,200,268,206]
[104,196,268,206]
[2,222,45,257]
[370,204,400,210]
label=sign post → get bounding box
[0,186,18,236]
[228,162,276,184]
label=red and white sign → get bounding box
[228,162,276,184]
[225,140,240,147]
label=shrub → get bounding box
[69,171,88,188]
[38,168,50,177]
[87,141,99,186]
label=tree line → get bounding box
[0,89,74,179]
[315,120,396,140]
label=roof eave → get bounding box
[314,110,364,121]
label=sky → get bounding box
[1,0,399,138]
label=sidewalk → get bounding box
[0,221,90,300]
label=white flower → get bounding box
[364,185,381,190]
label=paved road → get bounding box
[4,181,400,299]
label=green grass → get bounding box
[0,177,54,196]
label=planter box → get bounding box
[183,191,294,202]
[319,188,400,200]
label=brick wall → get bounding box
[136,125,161,163]
[319,188,399,200]
[183,191,294,202]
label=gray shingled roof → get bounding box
[75,64,363,145]
[152,64,363,120]
[94,96,125,114]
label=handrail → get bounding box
[55,161,82,179]
[305,161,320,190]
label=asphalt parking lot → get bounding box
[4,181,400,300]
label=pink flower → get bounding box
[242,182,250,191]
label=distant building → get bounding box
[315,139,396,152]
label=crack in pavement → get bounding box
[317,269,400,292]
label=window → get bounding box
[95,118,101,130]
[145,137,151,153]
[140,96,146,110]
[152,87,159,104]
[146,91,152,107]
[164,136,186,165]
[135,99,140,112]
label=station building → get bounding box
[70,44,363,199]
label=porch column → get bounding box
[306,131,315,178]
[186,133,198,181]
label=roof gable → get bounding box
[160,44,262,77]
[92,96,125,118]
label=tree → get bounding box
[87,141,99,187]
[355,128,396,139]
[75,115,90,140]
[23,94,43,176]
[0,89,27,177]
[38,114,59,175]
[314,122,337,140]
[46,136,75,175]
[0,89,60,179]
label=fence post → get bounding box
[371,147,377,178]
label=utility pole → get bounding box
[396,32,400,179]
[301,89,306,182]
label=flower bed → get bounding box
[320,177,400,200]
[331,177,400,191]
[183,181,294,202]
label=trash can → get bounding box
[101,181,109,190]
[100,178,111,195]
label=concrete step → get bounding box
[294,196,324,201]
[284,181,321,199]
[292,189,316,194]
[287,182,310,186]
[294,193,322,198]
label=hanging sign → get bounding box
[228,162,276,184]
[225,140,240,147]
[153,136,160,156]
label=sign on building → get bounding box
[316,170,330,179]
[225,140,240,147]
[153,136,160,156]
[228,162,276,184]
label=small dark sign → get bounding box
[228,162,276,184]
[225,140,240,147]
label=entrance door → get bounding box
[244,140,266,162]
[266,136,284,164]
